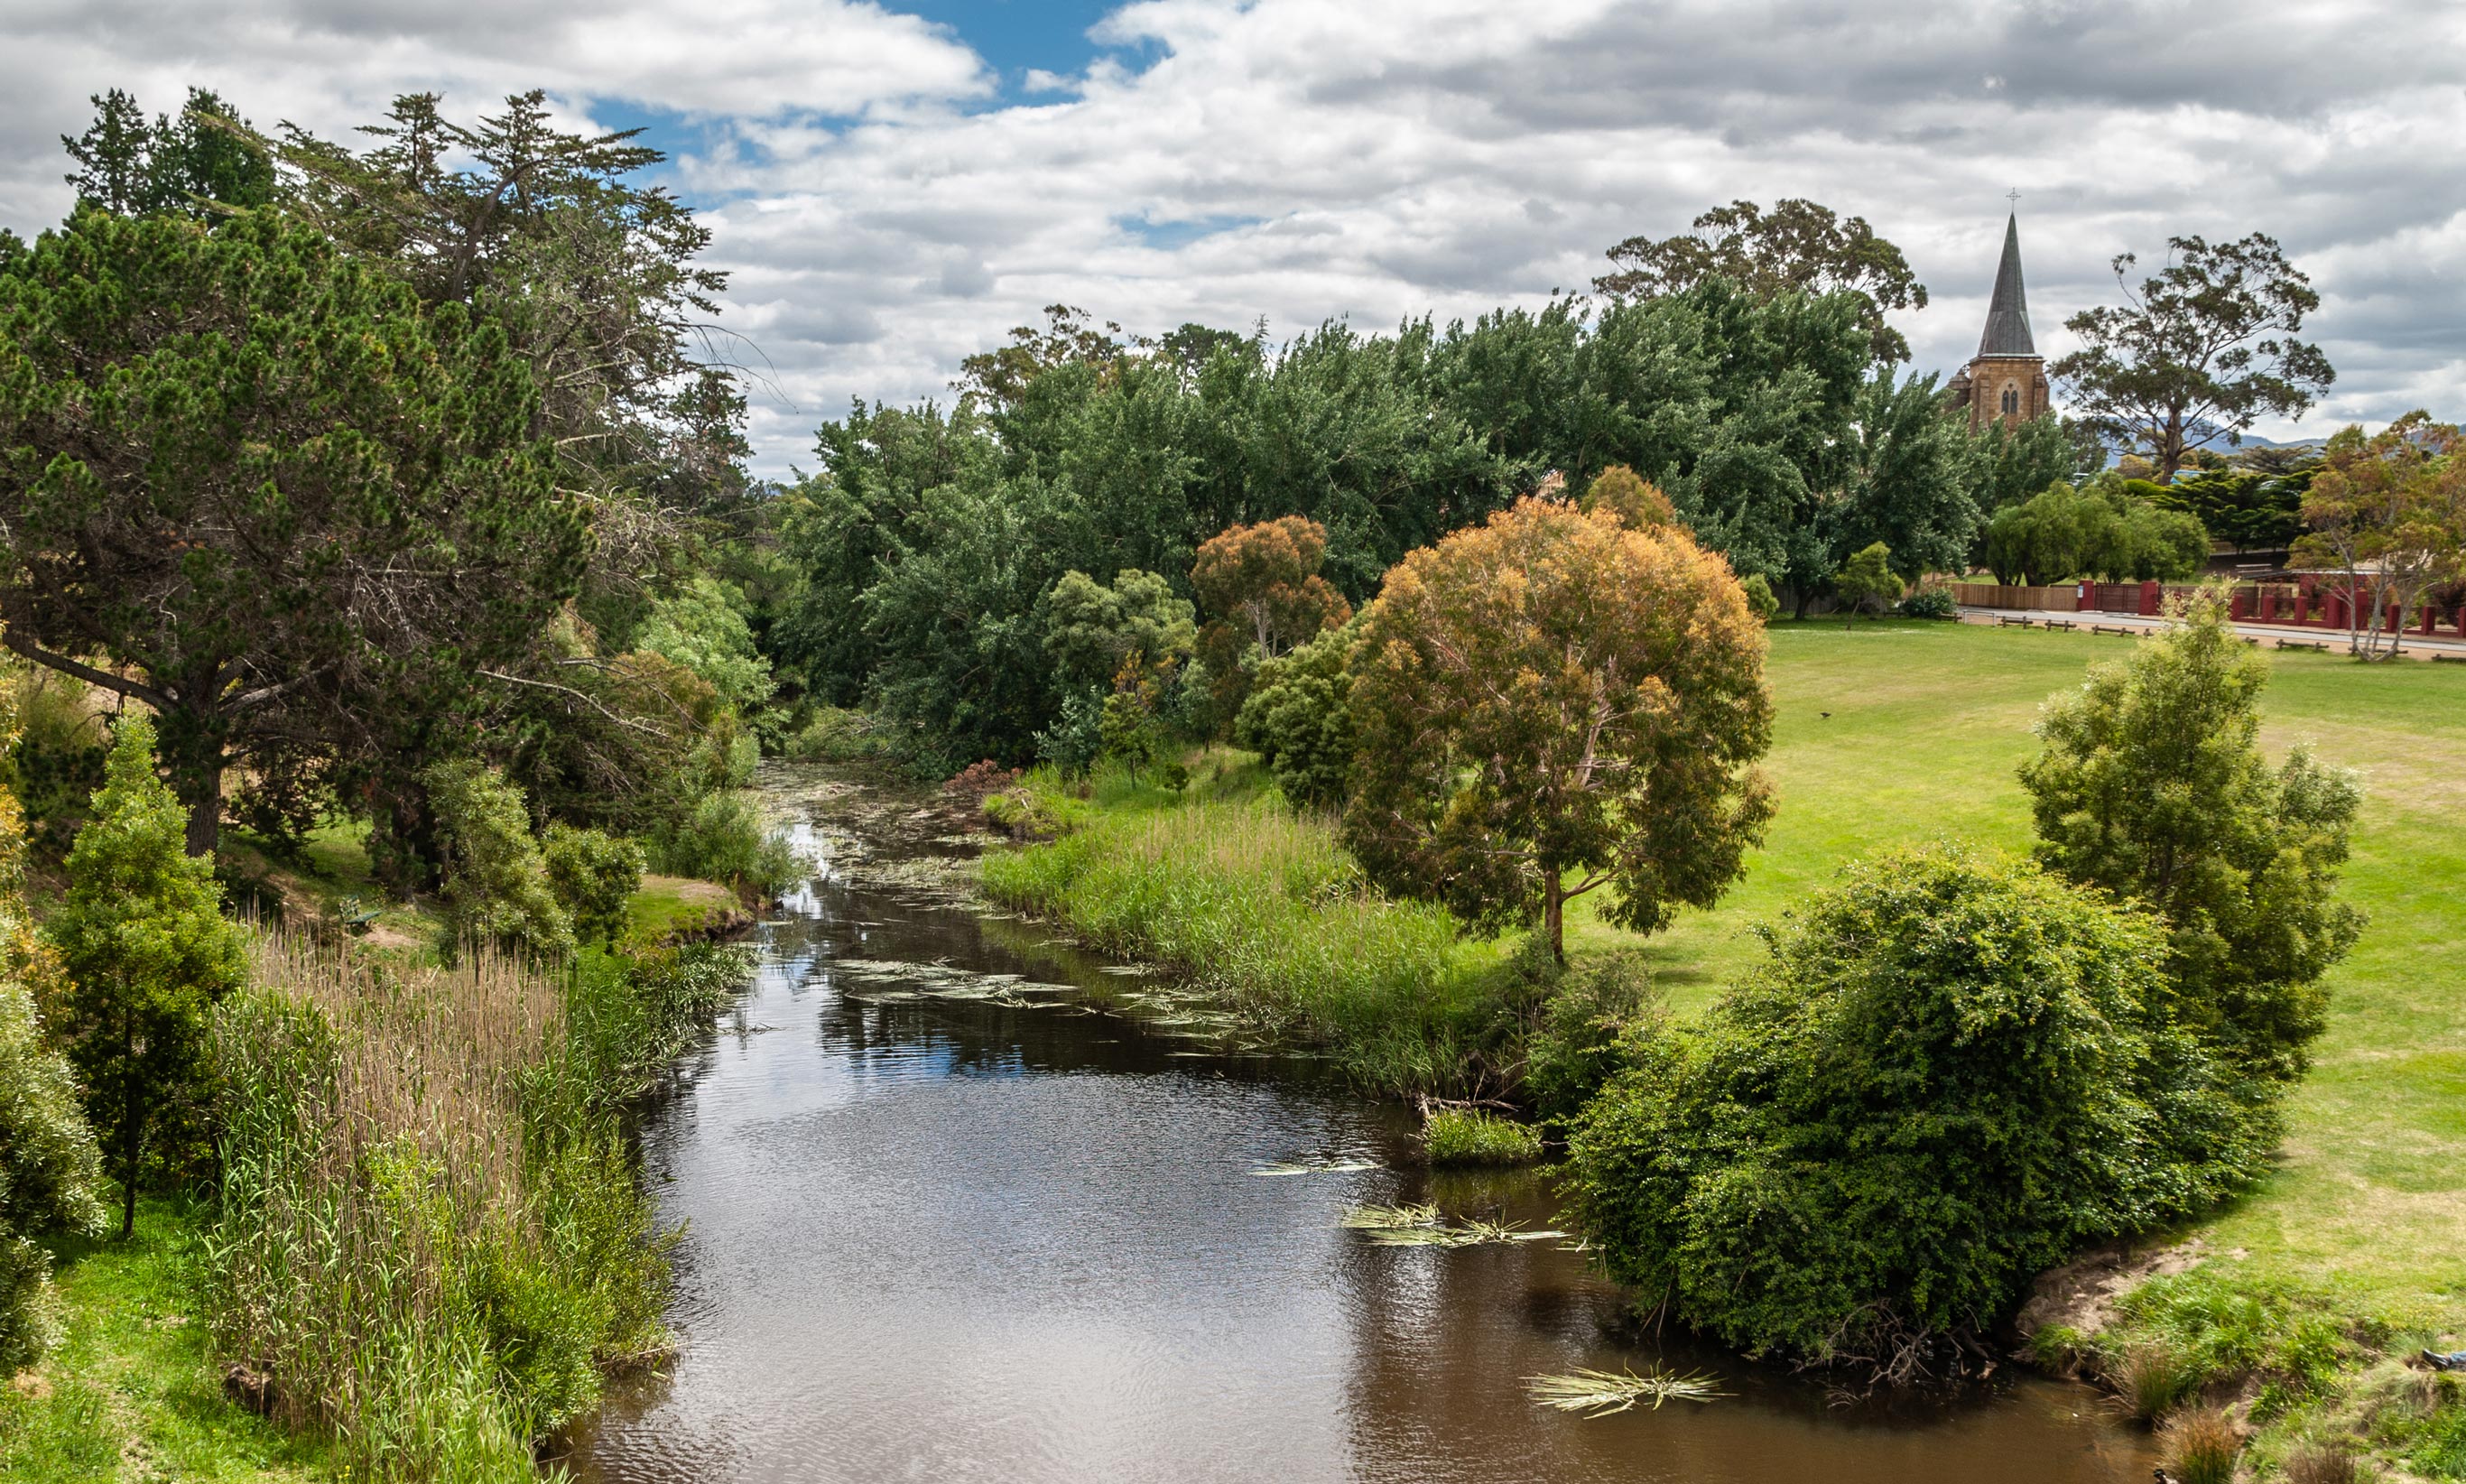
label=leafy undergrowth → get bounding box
[2067,1266,2466,1479]
[0,1200,330,1484]
[978,757,1531,1095]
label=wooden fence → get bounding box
[1951,582,2079,612]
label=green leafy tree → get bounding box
[1562,843,2267,1372]
[60,87,273,219]
[1984,479,2208,586]
[0,716,106,1366]
[1831,370,1981,584]
[542,825,645,949]
[259,90,736,525]
[635,577,777,719]
[42,717,246,1238]
[0,208,584,857]
[1738,573,1780,623]
[1831,542,1903,625]
[1231,618,1358,810]
[2051,233,2333,482]
[1043,568,1198,694]
[1594,197,1928,363]
[2020,591,2363,1081]
[425,760,575,962]
[2292,413,2466,660]
[1345,498,1775,960]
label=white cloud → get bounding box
[5,0,2460,475]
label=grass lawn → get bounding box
[1569,617,2466,1340]
[0,1201,330,1483]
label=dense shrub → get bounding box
[1231,619,1356,810]
[0,703,105,1371]
[543,826,646,949]
[654,792,799,901]
[1522,949,1660,1127]
[1738,572,1780,623]
[1899,584,1959,619]
[1562,843,2267,1372]
[0,961,106,1372]
[426,759,576,961]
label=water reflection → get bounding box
[564,765,2149,1484]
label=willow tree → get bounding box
[1344,497,1775,960]
[0,208,584,855]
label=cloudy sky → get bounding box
[5,0,2461,477]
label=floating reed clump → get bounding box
[206,929,680,1483]
[1525,1367,1729,1416]
[1339,1202,1442,1230]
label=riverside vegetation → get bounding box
[980,602,2466,1477]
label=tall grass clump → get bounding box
[2156,1405,2242,1484]
[1421,1108,1544,1166]
[978,780,1516,1092]
[205,930,704,1481]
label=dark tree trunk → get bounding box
[184,764,221,858]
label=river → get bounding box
[563,765,2152,1484]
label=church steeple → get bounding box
[1949,211,2051,429]
[1978,214,2036,357]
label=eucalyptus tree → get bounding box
[2052,233,2332,482]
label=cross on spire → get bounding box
[2007,187,2022,207]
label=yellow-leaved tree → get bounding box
[1343,496,1775,960]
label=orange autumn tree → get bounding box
[1344,496,1775,960]
[1191,515,1352,727]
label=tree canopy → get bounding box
[2021,591,2363,1082]
[2292,413,2466,659]
[0,208,586,855]
[1343,497,1775,960]
[1594,198,1928,363]
[2051,233,2332,482]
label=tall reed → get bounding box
[206,930,687,1482]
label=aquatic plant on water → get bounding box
[1525,1367,1729,1416]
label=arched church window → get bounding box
[2000,386,2020,415]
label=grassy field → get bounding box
[1584,618,2466,1341]
[995,617,2466,1366]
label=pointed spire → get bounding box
[1977,213,2037,357]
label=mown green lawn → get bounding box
[1571,617,2466,1337]
[0,1201,330,1483]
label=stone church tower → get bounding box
[1945,214,2052,429]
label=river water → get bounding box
[564,767,2151,1484]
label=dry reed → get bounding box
[206,927,656,1482]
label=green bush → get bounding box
[0,969,107,1371]
[1738,572,1780,623]
[425,759,576,961]
[1562,843,2269,1367]
[1899,585,1959,620]
[2023,590,2362,1084]
[655,792,799,900]
[1522,948,1660,1127]
[1033,688,1106,776]
[542,826,645,948]
[1231,618,1355,810]
[1423,1108,1543,1166]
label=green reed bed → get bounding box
[205,932,746,1483]
[978,774,1520,1093]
